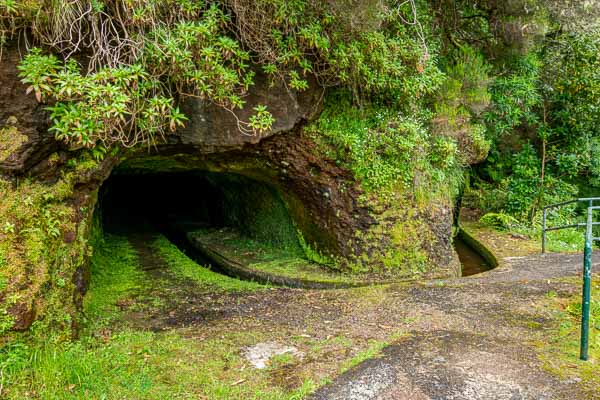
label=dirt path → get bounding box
[124,232,597,399]
[310,253,597,400]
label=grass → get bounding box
[0,232,410,399]
[152,235,266,292]
[0,234,317,399]
[339,330,407,373]
[538,278,600,395]
[84,234,145,323]
[187,228,360,285]
[469,213,586,255]
[0,329,318,399]
[514,223,584,253]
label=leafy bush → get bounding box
[484,53,542,138]
[479,212,520,231]
[433,46,492,163]
[478,32,600,224]
[16,2,277,149]
[228,0,440,100]
[306,94,461,199]
[3,0,440,151]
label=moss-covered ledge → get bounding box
[185,229,398,289]
[456,226,500,270]
[459,219,541,262]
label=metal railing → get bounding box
[581,206,599,361]
[542,197,600,254]
[541,197,600,361]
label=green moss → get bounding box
[153,235,265,292]
[188,228,366,285]
[213,173,302,251]
[0,127,28,162]
[297,230,336,267]
[304,93,463,203]
[84,234,145,323]
[0,153,104,339]
[115,156,190,174]
[351,199,444,278]
[0,232,362,399]
[339,330,408,373]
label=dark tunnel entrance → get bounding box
[98,170,305,276]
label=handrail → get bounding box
[542,197,600,253]
[543,199,579,210]
[541,200,599,361]
[580,205,600,360]
[543,197,600,210]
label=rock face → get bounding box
[0,43,57,174]
[175,72,322,152]
[0,44,459,334]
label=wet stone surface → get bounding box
[310,331,575,400]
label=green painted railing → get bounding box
[542,197,600,361]
[542,197,600,254]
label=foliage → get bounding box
[483,54,541,138]
[541,30,600,181]
[2,0,441,150]
[228,0,438,100]
[479,212,520,231]
[475,31,600,223]
[19,50,187,149]
[306,93,460,200]
[433,46,492,163]
[14,2,282,149]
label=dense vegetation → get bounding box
[3,1,598,221]
[0,0,472,197]
[1,0,599,334]
[2,1,600,397]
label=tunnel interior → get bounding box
[98,170,303,254]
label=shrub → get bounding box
[479,212,520,231]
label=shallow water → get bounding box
[454,237,492,277]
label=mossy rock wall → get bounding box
[207,173,301,252]
[0,42,461,337]
[0,156,116,338]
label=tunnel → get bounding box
[97,169,305,267]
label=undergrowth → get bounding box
[152,234,265,292]
[0,233,320,399]
[540,279,600,393]
[305,94,463,202]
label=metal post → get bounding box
[542,208,547,254]
[580,206,593,361]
